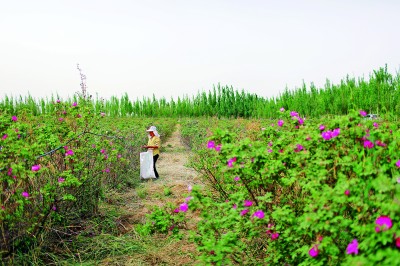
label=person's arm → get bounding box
[142,137,160,149]
[143,145,159,149]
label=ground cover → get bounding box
[1,94,400,265]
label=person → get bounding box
[142,126,161,179]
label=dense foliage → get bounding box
[168,110,400,265]
[1,66,399,119]
[1,65,400,264]
[0,97,175,263]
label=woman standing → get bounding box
[142,126,161,179]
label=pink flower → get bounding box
[319,125,325,131]
[396,237,400,248]
[7,168,12,176]
[65,149,74,156]
[227,157,237,168]
[363,140,374,149]
[277,120,284,127]
[309,246,319,257]
[345,190,350,196]
[298,117,304,125]
[59,118,64,122]
[375,140,387,147]
[215,144,222,151]
[346,239,359,255]
[12,116,18,121]
[268,141,273,146]
[290,111,299,117]
[179,202,188,212]
[360,110,367,117]
[373,122,379,128]
[234,176,240,181]
[32,165,41,171]
[52,205,57,211]
[188,185,192,192]
[280,107,285,112]
[2,134,7,140]
[22,191,29,198]
[268,149,273,153]
[294,144,303,152]
[271,233,279,240]
[207,140,215,149]
[321,131,332,140]
[253,210,265,219]
[173,208,179,213]
[375,216,392,232]
[243,200,253,207]
[56,99,61,103]
[104,168,110,173]
[233,204,237,209]
[117,154,122,159]
[100,149,106,154]
[185,196,193,202]
[77,114,82,118]
[332,128,340,137]
[100,112,105,117]
[240,209,249,216]
[72,102,77,107]
[58,177,65,183]
[396,160,400,168]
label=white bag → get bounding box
[140,151,156,179]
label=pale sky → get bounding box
[1,0,399,101]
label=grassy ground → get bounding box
[48,125,202,266]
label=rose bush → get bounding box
[172,110,400,265]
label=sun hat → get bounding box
[146,126,160,137]
[146,126,157,132]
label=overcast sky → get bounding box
[1,0,399,101]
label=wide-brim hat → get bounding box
[146,126,157,132]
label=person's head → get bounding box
[146,126,157,137]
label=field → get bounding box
[1,67,400,265]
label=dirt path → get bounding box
[112,124,201,265]
[157,123,199,185]
[127,124,200,219]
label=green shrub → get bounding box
[184,109,400,265]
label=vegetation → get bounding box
[1,65,400,264]
[1,66,399,119]
[176,111,400,265]
[0,95,176,264]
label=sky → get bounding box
[1,0,399,101]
